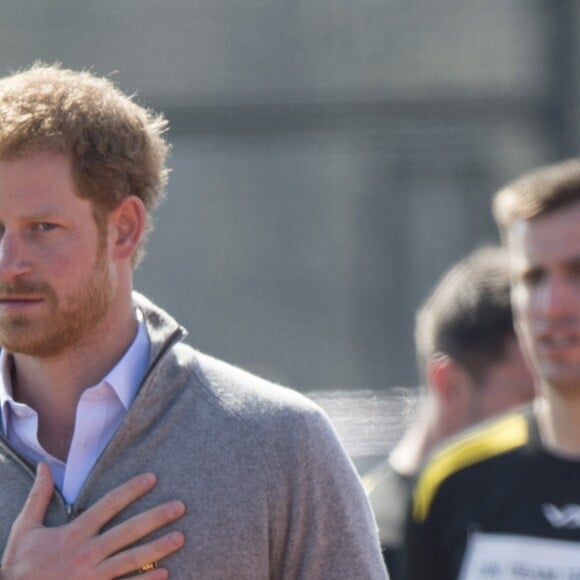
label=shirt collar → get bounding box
[0,350,14,433]
[0,309,151,431]
[102,313,150,410]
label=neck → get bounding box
[535,389,580,457]
[389,399,442,476]
[10,295,138,460]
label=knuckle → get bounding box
[100,490,122,515]
[70,545,94,569]
[24,487,43,508]
[7,514,23,536]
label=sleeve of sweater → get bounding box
[188,348,389,579]
[264,403,389,580]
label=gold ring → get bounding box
[138,562,158,574]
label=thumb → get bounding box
[17,462,55,528]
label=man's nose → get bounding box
[538,275,575,319]
[0,232,31,281]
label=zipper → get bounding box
[65,503,79,520]
[0,437,71,519]
[65,502,86,520]
[0,313,186,522]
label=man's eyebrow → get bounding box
[563,256,580,269]
[517,264,544,281]
[20,210,67,220]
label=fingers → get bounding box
[16,462,54,528]
[93,499,185,556]
[98,529,185,579]
[73,473,158,537]
[3,470,185,580]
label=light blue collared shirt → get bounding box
[0,312,150,503]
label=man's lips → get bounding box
[536,330,580,355]
[0,296,44,307]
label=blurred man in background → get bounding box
[405,159,580,579]
[364,245,535,579]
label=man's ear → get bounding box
[427,354,476,433]
[108,195,146,260]
[427,354,470,407]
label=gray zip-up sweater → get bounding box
[0,293,388,579]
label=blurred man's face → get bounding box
[508,200,580,396]
[471,337,535,421]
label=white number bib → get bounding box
[459,532,580,579]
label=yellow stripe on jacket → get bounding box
[412,413,529,523]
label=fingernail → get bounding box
[140,472,157,486]
[167,501,186,517]
[168,531,185,546]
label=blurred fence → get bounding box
[308,387,421,473]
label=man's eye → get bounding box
[32,222,58,232]
[569,263,580,280]
[521,269,544,286]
